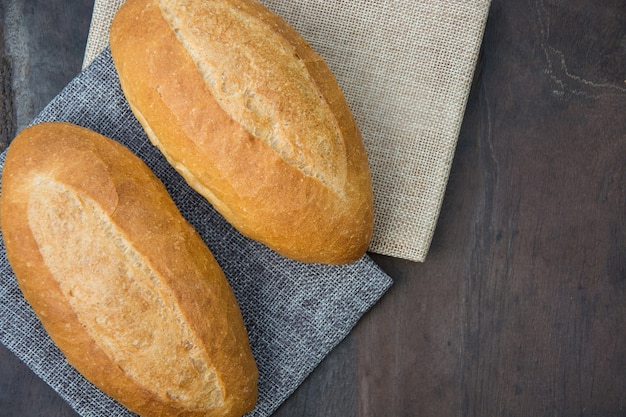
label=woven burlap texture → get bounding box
[84,0,491,263]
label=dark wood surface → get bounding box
[1,0,624,416]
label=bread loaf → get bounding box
[110,0,374,264]
[0,122,258,417]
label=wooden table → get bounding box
[1,1,624,415]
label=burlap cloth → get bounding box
[0,1,489,416]
[84,0,491,263]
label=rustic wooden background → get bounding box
[1,0,624,416]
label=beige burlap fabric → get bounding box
[83,0,490,262]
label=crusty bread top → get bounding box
[159,0,348,194]
[110,0,374,264]
[0,122,258,417]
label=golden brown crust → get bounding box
[0,122,257,417]
[110,0,374,264]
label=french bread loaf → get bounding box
[0,122,258,417]
[109,0,374,264]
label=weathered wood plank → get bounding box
[1,1,15,150]
[356,1,626,416]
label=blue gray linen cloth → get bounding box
[0,49,392,416]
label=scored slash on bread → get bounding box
[110,0,374,264]
[0,122,258,417]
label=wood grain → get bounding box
[0,1,14,148]
[1,0,624,416]
[357,1,626,416]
